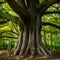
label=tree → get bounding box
[6,0,60,56]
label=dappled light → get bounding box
[0,0,60,60]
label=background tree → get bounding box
[0,0,19,50]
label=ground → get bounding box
[0,50,60,60]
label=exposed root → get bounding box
[11,17,51,56]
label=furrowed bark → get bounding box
[11,18,51,56]
[19,26,28,56]
[13,30,23,55]
[36,16,51,56]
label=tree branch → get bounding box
[45,11,60,14]
[39,0,60,17]
[45,5,60,14]
[0,31,18,35]
[6,0,30,20]
[0,36,18,39]
[16,0,27,9]
[0,10,20,25]
[42,29,60,34]
[42,22,60,29]
[0,21,8,24]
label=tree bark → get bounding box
[12,16,51,56]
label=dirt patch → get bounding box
[0,50,60,60]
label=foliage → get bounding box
[42,3,60,50]
[0,0,19,50]
[0,0,60,51]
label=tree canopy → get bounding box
[0,0,60,57]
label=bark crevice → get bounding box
[11,17,51,56]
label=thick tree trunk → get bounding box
[12,16,51,56]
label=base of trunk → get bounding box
[11,39,51,56]
[11,17,51,56]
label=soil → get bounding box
[0,50,60,60]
